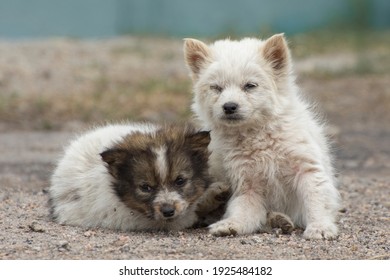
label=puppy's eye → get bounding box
[243,82,258,91]
[139,183,153,193]
[174,176,187,187]
[210,84,223,93]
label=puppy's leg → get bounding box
[195,182,230,227]
[208,188,266,236]
[296,170,340,240]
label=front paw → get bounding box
[303,222,338,240]
[209,182,231,202]
[267,212,294,234]
[208,219,239,236]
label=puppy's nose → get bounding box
[223,102,239,115]
[161,205,175,218]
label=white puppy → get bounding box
[49,123,225,231]
[184,34,341,239]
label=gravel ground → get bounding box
[0,129,388,260]
[0,37,389,260]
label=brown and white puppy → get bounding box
[49,123,224,231]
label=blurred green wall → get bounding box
[0,0,388,38]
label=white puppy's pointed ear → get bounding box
[183,38,211,80]
[262,34,291,75]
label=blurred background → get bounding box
[0,0,389,38]
[0,0,389,135]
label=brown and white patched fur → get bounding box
[184,34,341,239]
[49,123,223,231]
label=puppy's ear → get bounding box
[185,131,211,164]
[262,34,291,76]
[183,38,211,80]
[100,149,128,179]
[186,130,210,149]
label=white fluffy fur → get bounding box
[49,123,205,231]
[184,34,341,239]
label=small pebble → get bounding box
[251,236,262,244]
[83,230,96,237]
[58,240,70,251]
[112,235,130,247]
[28,221,45,233]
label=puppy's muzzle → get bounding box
[223,102,239,115]
[160,204,175,218]
[222,102,244,122]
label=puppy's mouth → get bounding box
[147,215,177,223]
[162,216,176,222]
[220,114,245,123]
[149,213,178,222]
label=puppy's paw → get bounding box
[208,219,239,236]
[208,217,261,236]
[303,222,338,240]
[268,212,294,234]
[196,182,231,217]
[209,182,231,202]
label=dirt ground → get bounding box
[0,37,389,260]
